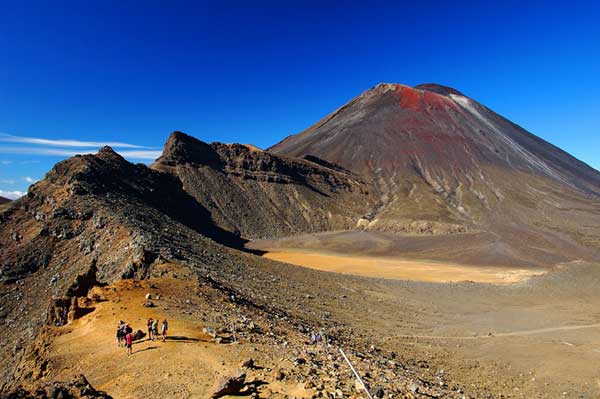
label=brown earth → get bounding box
[13,262,482,399]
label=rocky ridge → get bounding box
[151,131,373,238]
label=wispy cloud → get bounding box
[0,190,25,200]
[0,146,161,160]
[0,179,15,184]
[118,150,163,160]
[1,160,13,165]
[0,133,152,149]
[24,176,37,183]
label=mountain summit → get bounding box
[270,83,600,234]
[272,82,600,194]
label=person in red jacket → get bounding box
[125,329,133,356]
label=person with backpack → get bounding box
[161,319,168,342]
[125,329,133,356]
[151,319,159,340]
[147,318,153,341]
[116,321,125,347]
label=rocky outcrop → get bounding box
[152,132,373,239]
[210,369,247,398]
[5,375,112,398]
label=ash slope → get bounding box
[151,131,372,239]
[0,196,11,204]
[270,83,600,250]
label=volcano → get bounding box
[270,83,600,248]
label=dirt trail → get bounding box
[262,250,542,284]
[398,323,600,340]
[43,267,316,399]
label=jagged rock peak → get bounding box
[96,146,126,163]
[158,131,219,166]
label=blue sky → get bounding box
[1,1,599,199]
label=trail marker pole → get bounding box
[339,347,374,399]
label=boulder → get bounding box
[210,369,246,398]
[131,329,146,341]
[372,386,384,398]
[273,369,285,381]
[203,327,217,338]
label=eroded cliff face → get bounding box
[152,131,373,239]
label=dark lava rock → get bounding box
[210,369,246,398]
[4,375,112,398]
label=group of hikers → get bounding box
[116,318,168,356]
[147,318,168,342]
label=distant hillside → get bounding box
[0,196,11,204]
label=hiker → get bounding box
[60,307,68,326]
[147,318,153,341]
[310,331,323,345]
[116,321,126,347]
[151,319,159,340]
[315,331,323,345]
[161,319,168,342]
[125,329,133,356]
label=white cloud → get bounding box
[24,176,37,183]
[0,190,25,200]
[0,179,15,184]
[0,146,161,160]
[0,133,151,149]
[117,150,162,160]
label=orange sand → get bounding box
[263,250,543,284]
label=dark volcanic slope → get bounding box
[270,83,600,249]
[0,196,11,204]
[151,132,372,239]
